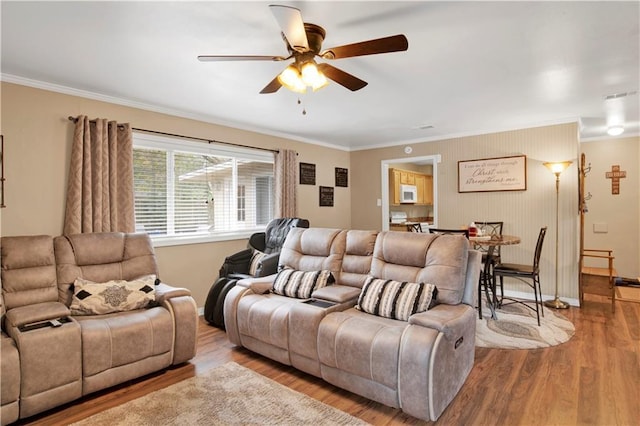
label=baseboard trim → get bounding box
[502,289,580,307]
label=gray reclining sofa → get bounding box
[224,228,481,421]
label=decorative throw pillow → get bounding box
[70,274,157,315]
[249,250,267,276]
[356,276,438,321]
[272,269,335,299]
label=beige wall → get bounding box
[580,136,639,277]
[351,123,582,301]
[0,82,351,307]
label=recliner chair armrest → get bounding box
[155,282,192,304]
[219,248,253,277]
[234,275,277,294]
[153,283,197,365]
[408,304,475,341]
[5,302,70,328]
[255,252,279,277]
[156,293,198,365]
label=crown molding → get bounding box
[0,73,351,152]
[1,73,586,152]
[350,118,581,151]
[580,132,640,143]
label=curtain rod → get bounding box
[67,116,280,154]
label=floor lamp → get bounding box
[543,161,572,309]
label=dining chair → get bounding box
[493,226,547,326]
[474,221,504,318]
[406,223,422,233]
[428,228,469,238]
[474,221,504,263]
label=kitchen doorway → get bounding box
[381,155,441,231]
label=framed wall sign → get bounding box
[335,167,348,187]
[458,155,527,193]
[319,186,334,207]
[299,162,316,185]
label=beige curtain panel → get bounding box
[63,115,135,234]
[274,149,297,218]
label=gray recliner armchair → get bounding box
[204,217,309,328]
[219,217,310,279]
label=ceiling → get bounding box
[2,1,639,150]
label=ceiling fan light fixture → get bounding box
[301,61,328,92]
[278,61,329,94]
[277,65,306,93]
[311,73,329,92]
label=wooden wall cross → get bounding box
[605,165,626,194]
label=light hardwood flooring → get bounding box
[17,294,639,426]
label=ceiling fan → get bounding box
[198,4,408,94]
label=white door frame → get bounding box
[380,155,442,231]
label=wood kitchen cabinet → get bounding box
[399,170,415,185]
[415,174,426,204]
[390,168,432,205]
[419,175,433,205]
[390,169,401,204]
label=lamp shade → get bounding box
[543,161,572,176]
[301,62,329,92]
[277,65,306,94]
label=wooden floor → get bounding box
[18,295,639,426]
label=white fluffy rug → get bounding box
[476,298,575,349]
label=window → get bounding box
[133,133,274,245]
[237,185,246,222]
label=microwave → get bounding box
[400,184,418,203]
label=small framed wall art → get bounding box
[319,186,334,207]
[335,167,348,187]
[300,162,316,185]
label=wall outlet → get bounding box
[593,223,608,233]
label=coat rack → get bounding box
[579,152,616,312]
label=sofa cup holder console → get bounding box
[18,316,73,333]
[302,299,336,309]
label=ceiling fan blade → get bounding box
[317,63,368,91]
[259,75,282,94]
[198,55,286,62]
[320,34,408,59]
[269,4,309,52]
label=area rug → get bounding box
[476,297,575,349]
[71,362,368,426]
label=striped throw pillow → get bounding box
[356,276,438,321]
[272,269,335,299]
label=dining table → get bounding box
[470,234,521,319]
